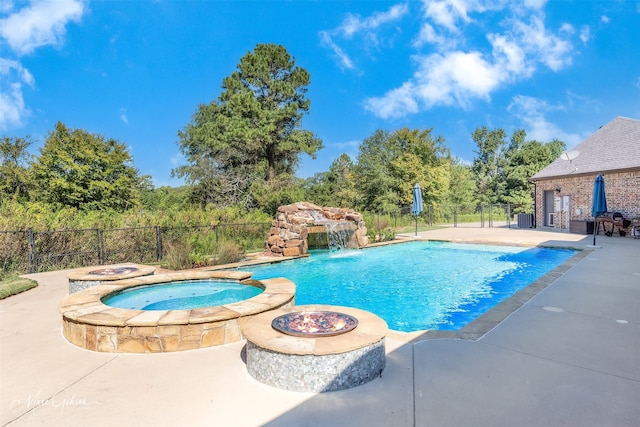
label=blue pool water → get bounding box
[241,241,577,332]
[102,279,263,310]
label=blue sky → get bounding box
[1,1,639,187]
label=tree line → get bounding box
[1,43,565,230]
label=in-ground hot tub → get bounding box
[59,270,295,353]
[242,305,388,392]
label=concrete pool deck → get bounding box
[1,227,639,426]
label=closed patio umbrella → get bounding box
[411,183,423,236]
[591,174,607,246]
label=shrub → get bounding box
[215,242,245,265]
[162,240,192,270]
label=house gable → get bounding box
[531,116,640,181]
[530,116,640,230]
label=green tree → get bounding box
[355,128,450,212]
[32,122,142,211]
[471,126,565,210]
[447,158,476,206]
[327,154,358,207]
[174,43,323,208]
[302,172,333,206]
[250,174,305,215]
[501,135,565,210]
[354,130,401,212]
[0,136,34,201]
[303,154,358,207]
[139,183,193,212]
[471,126,507,204]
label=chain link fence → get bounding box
[366,203,533,231]
[0,223,271,275]
[1,204,533,276]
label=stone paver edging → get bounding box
[59,270,295,353]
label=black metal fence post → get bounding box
[96,229,105,264]
[489,205,493,228]
[214,224,219,254]
[453,206,458,227]
[155,226,162,262]
[27,228,35,273]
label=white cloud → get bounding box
[319,3,408,71]
[339,3,409,37]
[489,34,531,77]
[364,81,419,119]
[417,51,500,103]
[120,108,128,124]
[0,58,34,130]
[579,26,590,43]
[601,15,610,24]
[0,0,85,130]
[508,95,581,146]
[364,1,579,119]
[524,0,547,8]
[513,16,573,71]
[424,0,472,32]
[365,50,503,118]
[0,1,14,14]
[319,31,355,70]
[0,0,84,55]
[413,23,449,48]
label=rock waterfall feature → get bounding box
[264,202,369,257]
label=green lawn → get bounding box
[0,276,38,300]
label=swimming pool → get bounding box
[241,241,577,332]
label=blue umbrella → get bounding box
[591,174,607,245]
[411,183,423,236]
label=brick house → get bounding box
[530,116,640,232]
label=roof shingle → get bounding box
[530,116,640,180]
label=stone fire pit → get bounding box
[271,310,358,337]
[67,263,155,294]
[242,305,387,392]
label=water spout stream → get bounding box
[324,221,357,254]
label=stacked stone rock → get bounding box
[264,202,369,257]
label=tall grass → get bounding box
[0,200,271,231]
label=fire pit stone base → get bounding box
[242,305,388,392]
[67,264,156,294]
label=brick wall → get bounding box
[534,169,640,229]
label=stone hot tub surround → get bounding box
[59,270,295,353]
[67,263,156,294]
[242,305,388,392]
[264,201,369,257]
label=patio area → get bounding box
[1,228,639,426]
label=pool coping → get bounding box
[58,270,296,352]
